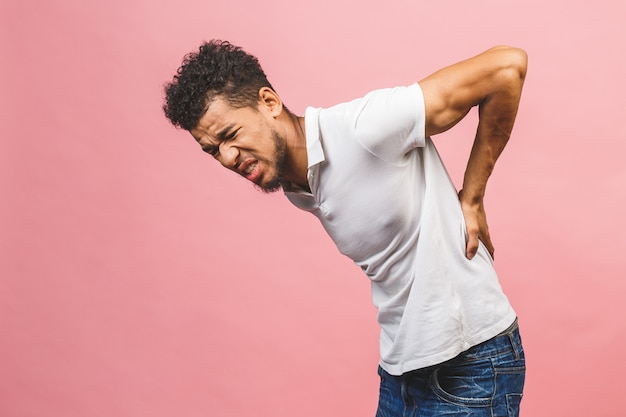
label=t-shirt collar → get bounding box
[303,106,325,168]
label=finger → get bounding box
[466,233,479,260]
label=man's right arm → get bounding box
[418,46,528,259]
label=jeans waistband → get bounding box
[497,317,519,336]
[458,318,522,362]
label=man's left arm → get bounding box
[418,46,528,259]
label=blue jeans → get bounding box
[376,321,525,417]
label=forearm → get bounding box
[457,47,527,258]
[461,51,527,205]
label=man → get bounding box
[163,40,528,416]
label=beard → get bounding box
[255,129,289,194]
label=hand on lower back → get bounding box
[458,189,495,260]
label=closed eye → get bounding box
[223,128,239,141]
[201,145,219,157]
[202,127,239,157]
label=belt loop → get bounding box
[505,319,521,361]
[507,332,520,361]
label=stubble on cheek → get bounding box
[255,130,289,194]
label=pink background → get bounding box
[2,0,625,416]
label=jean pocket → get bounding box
[429,359,494,407]
[495,366,526,416]
[506,393,523,417]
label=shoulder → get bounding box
[312,85,427,164]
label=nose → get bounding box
[218,141,239,170]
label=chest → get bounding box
[310,149,424,262]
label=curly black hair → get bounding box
[163,40,277,131]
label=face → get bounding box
[190,96,289,193]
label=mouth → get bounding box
[243,161,256,176]
[238,160,261,182]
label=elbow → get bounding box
[493,45,528,80]
[485,46,528,93]
[508,47,528,80]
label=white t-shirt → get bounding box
[284,83,516,375]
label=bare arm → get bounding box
[419,46,528,259]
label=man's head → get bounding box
[163,40,279,131]
[163,41,294,193]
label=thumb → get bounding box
[466,232,479,260]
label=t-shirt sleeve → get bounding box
[351,83,426,164]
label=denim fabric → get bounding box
[376,322,525,417]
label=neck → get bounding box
[281,112,309,190]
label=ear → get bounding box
[258,87,283,118]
